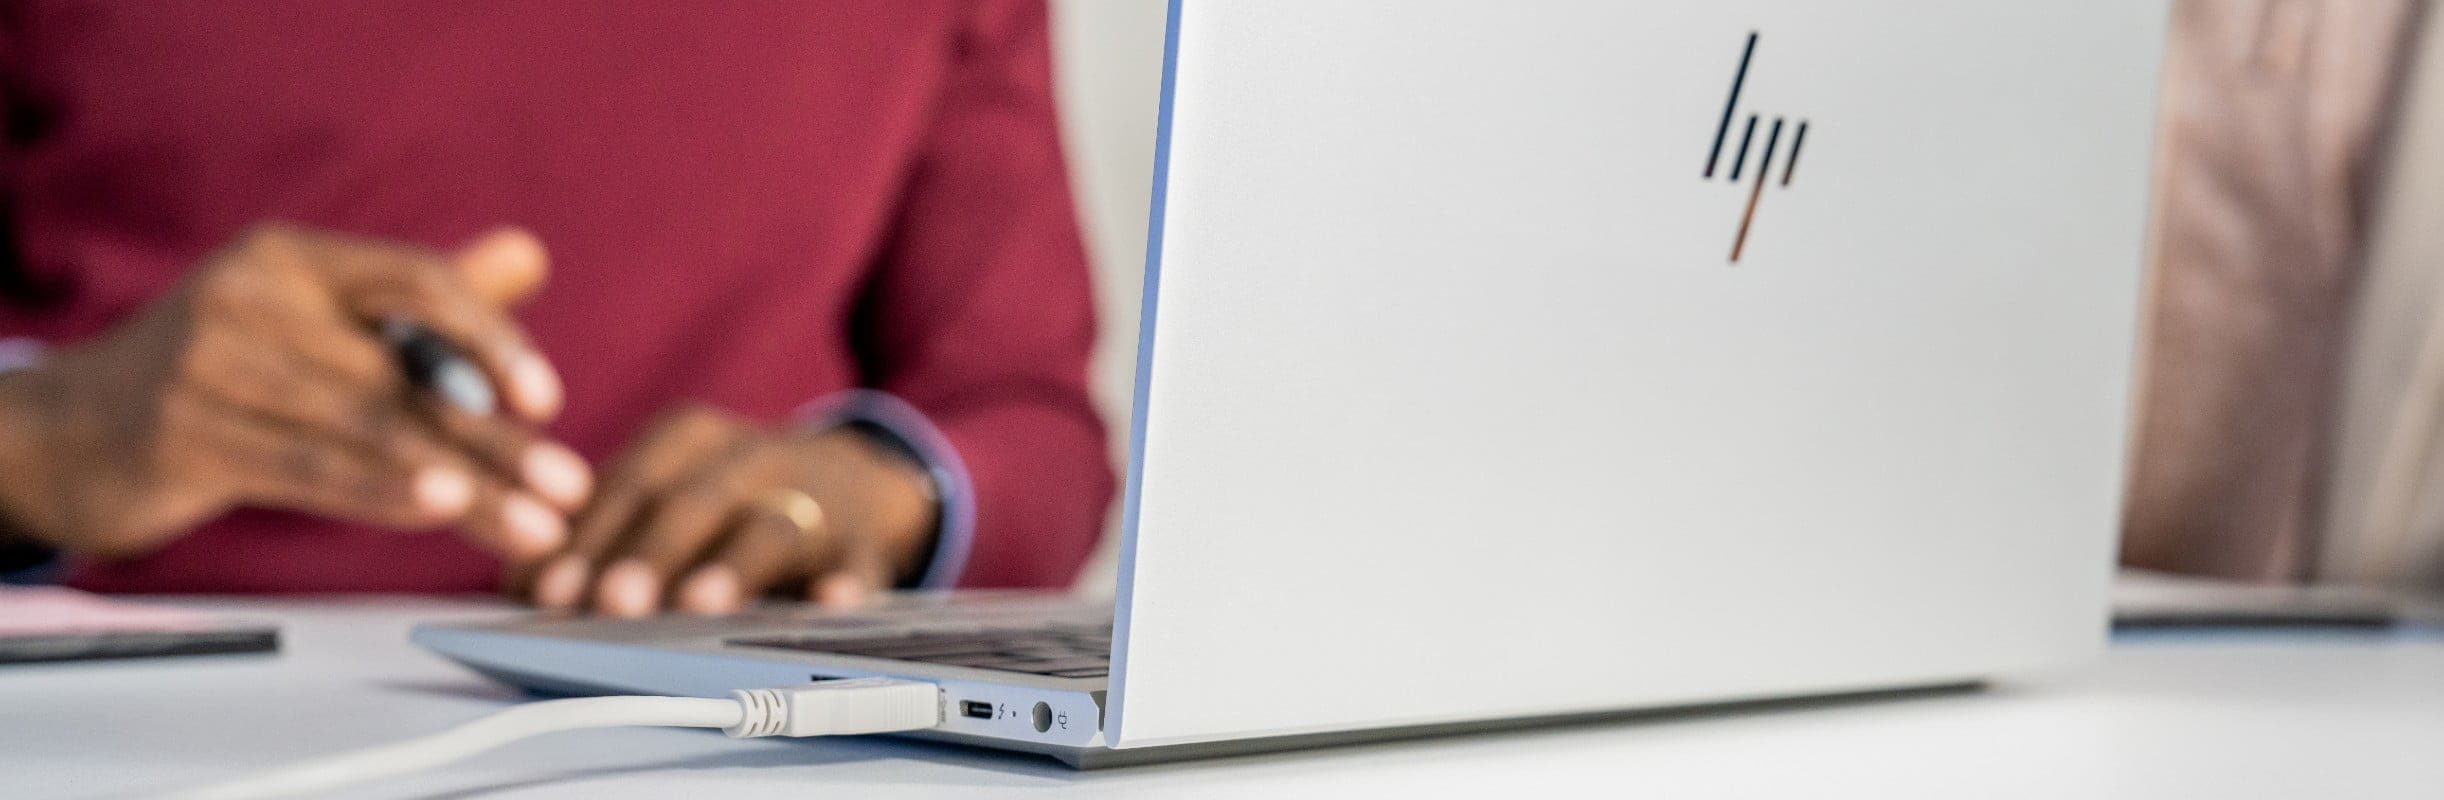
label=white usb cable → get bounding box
[158,678,942,800]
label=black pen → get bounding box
[380,316,498,416]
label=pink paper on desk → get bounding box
[0,585,219,635]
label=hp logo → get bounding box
[1703,32,1812,264]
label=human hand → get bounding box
[528,404,938,617]
[0,224,590,560]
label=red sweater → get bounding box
[0,1,1114,592]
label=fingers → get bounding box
[536,407,746,610]
[592,472,746,617]
[190,335,576,503]
[65,222,582,562]
[188,392,566,559]
[355,266,560,423]
[676,511,825,615]
[182,331,587,536]
[181,329,388,440]
[218,225,581,543]
[422,397,592,511]
[274,314,402,393]
[452,227,550,308]
[444,227,559,419]
[486,492,569,562]
[385,402,573,558]
[185,394,471,529]
[272,226,562,422]
[811,534,891,609]
[539,417,925,618]
[528,550,592,615]
[610,470,877,617]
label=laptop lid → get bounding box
[1110,0,2169,748]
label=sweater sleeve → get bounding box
[849,0,1115,589]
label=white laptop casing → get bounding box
[1111,0,2168,748]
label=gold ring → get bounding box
[752,487,825,537]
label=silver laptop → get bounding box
[415,0,2170,767]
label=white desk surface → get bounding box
[3,597,2440,799]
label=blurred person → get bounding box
[2126,0,2444,589]
[0,2,1114,615]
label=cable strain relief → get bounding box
[726,688,788,738]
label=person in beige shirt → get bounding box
[2126,0,2444,589]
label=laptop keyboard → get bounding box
[730,620,1112,678]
